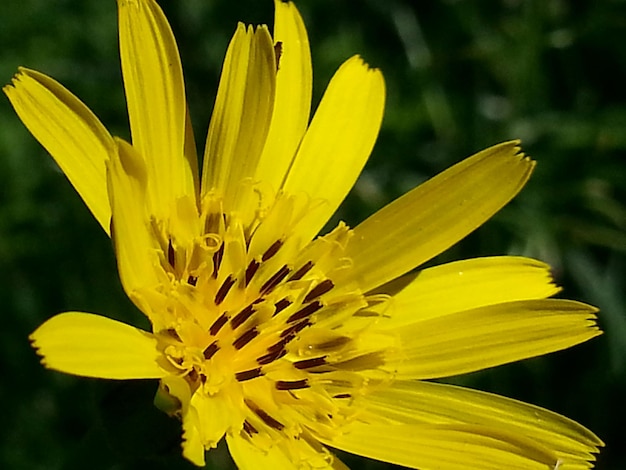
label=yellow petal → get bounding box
[384,299,600,380]
[108,138,165,297]
[326,422,570,470]
[181,424,205,467]
[184,391,235,459]
[362,380,603,468]
[282,55,385,242]
[118,0,196,215]
[3,68,114,233]
[227,434,298,470]
[255,0,312,192]
[180,394,225,467]
[201,23,276,213]
[226,432,346,470]
[30,312,166,379]
[380,256,560,327]
[155,376,205,465]
[343,141,534,293]
[155,375,191,417]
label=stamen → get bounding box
[233,327,259,350]
[215,275,236,305]
[203,341,219,360]
[230,304,256,329]
[257,348,288,365]
[245,259,260,286]
[303,279,334,303]
[203,211,221,235]
[333,393,351,399]
[262,240,283,261]
[273,298,292,316]
[246,400,284,431]
[235,367,263,382]
[260,265,291,295]
[256,334,294,366]
[280,319,311,338]
[243,420,258,436]
[257,410,284,430]
[212,242,224,278]
[293,356,327,370]
[289,261,314,281]
[267,336,292,354]
[187,368,199,382]
[167,239,176,268]
[209,312,229,336]
[275,379,309,391]
[287,301,322,324]
[164,328,182,341]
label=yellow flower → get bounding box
[4,0,603,468]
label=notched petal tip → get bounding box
[504,140,536,171]
[385,297,603,380]
[28,333,49,369]
[491,138,528,159]
[2,75,18,95]
[344,139,536,292]
[344,54,385,80]
[4,66,31,88]
[280,51,385,241]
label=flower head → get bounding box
[4,0,603,468]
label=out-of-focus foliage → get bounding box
[1,0,624,468]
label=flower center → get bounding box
[143,190,393,455]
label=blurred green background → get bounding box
[1,0,625,468]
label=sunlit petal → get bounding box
[201,23,276,215]
[227,434,298,470]
[282,55,385,242]
[227,432,348,470]
[384,299,600,379]
[380,256,560,327]
[255,0,313,193]
[107,138,165,297]
[326,422,565,470]
[361,380,603,467]
[30,312,166,379]
[3,68,113,233]
[343,141,533,292]
[118,0,196,214]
